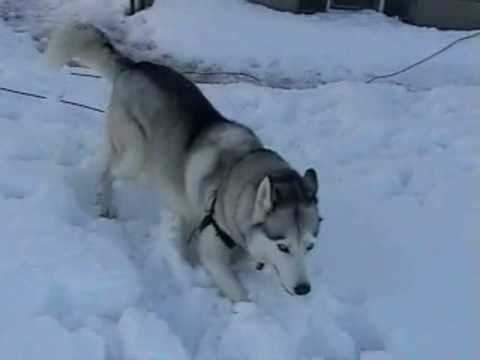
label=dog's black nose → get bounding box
[294,282,311,296]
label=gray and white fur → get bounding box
[44,24,322,302]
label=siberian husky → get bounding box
[45,24,322,302]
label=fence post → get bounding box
[129,0,155,15]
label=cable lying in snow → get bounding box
[2,31,479,113]
[367,31,480,84]
[0,86,48,100]
[69,69,267,87]
[0,85,104,113]
[67,30,480,89]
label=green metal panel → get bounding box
[249,0,480,29]
[407,0,480,30]
[248,0,327,12]
[249,0,300,12]
[385,0,480,30]
[330,0,376,9]
[384,0,409,16]
[300,0,328,13]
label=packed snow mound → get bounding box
[12,0,480,89]
[0,15,479,360]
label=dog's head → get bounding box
[246,168,322,296]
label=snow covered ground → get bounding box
[0,2,479,360]
[3,0,480,89]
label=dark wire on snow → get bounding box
[366,31,480,84]
[69,70,264,85]
[0,85,48,99]
[183,71,263,84]
[58,98,104,113]
[69,71,101,79]
[70,31,480,87]
[0,85,105,113]
[1,31,479,114]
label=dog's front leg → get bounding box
[203,259,248,303]
[97,168,117,219]
[197,226,248,302]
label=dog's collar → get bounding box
[197,148,277,257]
[198,197,237,250]
[198,148,270,250]
[198,196,267,272]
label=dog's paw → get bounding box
[225,287,250,304]
[95,201,118,219]
[232,301,256,314]
[99,207,118,219]
[95,192,118,219]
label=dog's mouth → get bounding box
[257,262,295,296]
[273,265,295,296]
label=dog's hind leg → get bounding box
[107,105,146,180]
[96,104,146,218]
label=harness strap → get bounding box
[197,197,266,271]
[198,197,237,250]
[196,148,273,251]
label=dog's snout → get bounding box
[294,282,311,296]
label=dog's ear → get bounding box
[303,168,318,199]
[253,176,273,222]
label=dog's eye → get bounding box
[306,243,315,252]
[277,244,290,254]
[318,216,324,224]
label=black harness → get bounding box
[198,197,237,250]
[195,149,268,250]
[197,196,265,271]
[194,148,274,270]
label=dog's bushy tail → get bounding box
[44,24,127,81]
